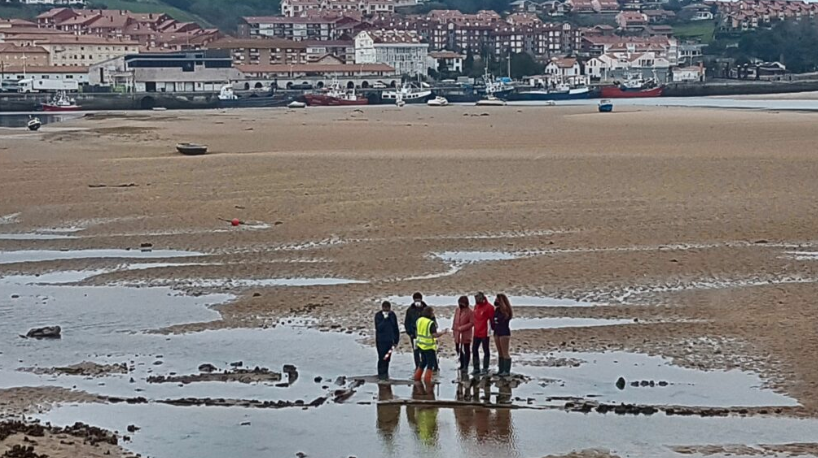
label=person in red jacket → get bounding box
[471,292,494,375]
[452,296,474,374]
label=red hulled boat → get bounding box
[41,91,81,111]
[600,74,664,98]
[303,82,368,106]
[600,85,664,98]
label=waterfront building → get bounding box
[354,29,428,76]
[89,50,239,92]
[235,62,398,89]
[207,38,354,65]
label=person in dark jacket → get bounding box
[492,294,513,377]
[404,292,428,370]
[376,301,400,380]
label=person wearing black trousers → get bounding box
[376,301,400,380]
[404,292,432,370]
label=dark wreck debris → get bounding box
[0,420,118,447]
[147,367,282,385]
[155,396,328,410]
[564,401,803,418]
[22,326,61,339]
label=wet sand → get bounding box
[3,104,818,455]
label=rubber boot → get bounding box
[423,369,433,384]
[413,368,423,382]
[498,358,511,377]
[481,354,490,375]
[507,357,512,376]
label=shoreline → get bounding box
[3,104,818,456]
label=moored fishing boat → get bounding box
[42,91,80,112]
[600,74,663,98]
[504,84,592,102]
[303,81,368,106]
[381,83,432,104]
[217,85,293,108]
[600,85,663,98]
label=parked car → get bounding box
[288,82,313,90]
[1,79,21,93]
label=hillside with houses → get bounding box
[1,0,816,98]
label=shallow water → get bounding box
[385,294,593,308]
[520,351,796,408]
[0,249,205,264]
[0,114,80,129]
[39,402,818,458]
[433,251,523,263]
[0,233,77,240]
[435,317,634,331]
[121,277,368,289]
[2,257,816,457]
[512,96,818,112]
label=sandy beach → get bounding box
[3,103,818,457]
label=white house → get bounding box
[545,57,580,78]
[543,57,587,85]
[354,30,429,77]
[684,4,714,21]
[427,50,465,74]
[280,0,394,17]
[586,51,670,80]
[672,65,705,82]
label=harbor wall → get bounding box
[0,92,222,112]
[664,79,818,97]
[4,80,818,111]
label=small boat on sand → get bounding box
[475,96,506,107]
[598,99,613,113]
[427,96,449,107]
[176,143,208,155]
[27,117,42,131]
[288,101,306,109]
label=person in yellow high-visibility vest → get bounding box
[413,307,448,383]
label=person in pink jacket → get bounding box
[452,295,474,374]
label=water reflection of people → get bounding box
[376,383,400,443]
[406,381,438,448]
[454,379,515,448]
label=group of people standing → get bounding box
[374,292,514,382]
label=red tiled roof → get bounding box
[236,63,394,72]
[244,16,340,24]
[34,35,139,45]
[36,8,74,19]
[0,43,49,54]
[367,29,425,43]
[0,65,88,73]
[208,38,352,49]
